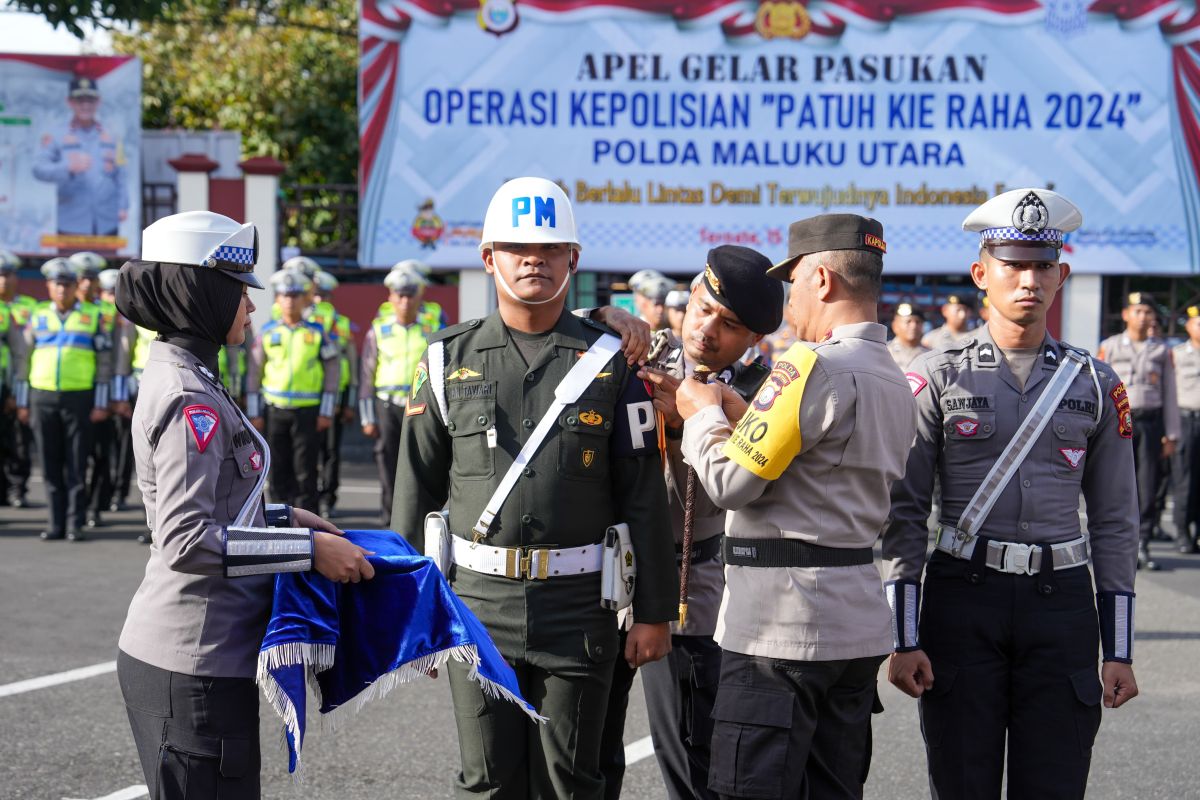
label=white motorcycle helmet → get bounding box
[478,177,581,306]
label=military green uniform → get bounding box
[392,309,674,800]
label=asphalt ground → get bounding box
[2,459,1199,800]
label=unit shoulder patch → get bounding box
[723,341,817,480]
[1110,382,1133,439]
[184,404,220,453]
[906,372,928,396]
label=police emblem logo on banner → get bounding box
[184,405,219,453]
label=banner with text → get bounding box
[359,0,1200,274]
[0,54,142,259]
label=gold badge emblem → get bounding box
[582,449,596,468]
[704,263,721,295]
[755,1,811,40]
[624,551,634,567]
[579,409,603,426]
[447,367,483,381]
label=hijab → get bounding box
[115,260,243,375]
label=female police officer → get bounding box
[113,211,374,799]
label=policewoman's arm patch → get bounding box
[723,342,817,480]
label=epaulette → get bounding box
[427,318,482,344]
[302,320,325,333]
[579,315,617,336]
[260,319,280,333]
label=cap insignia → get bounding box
[1012,191,1049,235]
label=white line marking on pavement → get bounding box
[625,735,654,765]
[63,784,148,800]
[0,660,117,698]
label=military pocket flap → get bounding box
[220,736,252,778]
[711,687,793,728]
[446,399,496,437]
[1069,667,1103,707]
[945,411,996,440]
[232,444,262,478]
[560,405,613,435]
[926,662,958,698]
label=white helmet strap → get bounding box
[493,265,572,306]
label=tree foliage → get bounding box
[110,0,358,189]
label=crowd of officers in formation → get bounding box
[0,248,448,540]
[0,182,1162,800]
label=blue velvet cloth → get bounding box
[258,530,538,773]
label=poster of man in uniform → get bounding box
[358,0,1200,274]
[0,54,141,257]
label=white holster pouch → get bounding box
[601,523,636,611]
[424,511,452,576]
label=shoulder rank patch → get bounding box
[1059,448,1086,469]
[447,367,482,381]
[723,341,816,480]
[1110,382,1133,439]
[184,405,219,453]
[406,401,427,417]
[906,372,928,396]
[412,362,429,398]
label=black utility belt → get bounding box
[676,535,723,565]
[721,537,874,568]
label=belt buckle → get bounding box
[945,527,972,558]
[519,547,550,580]
[1002,542,1036,575]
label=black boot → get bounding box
[1138,540,1160,571]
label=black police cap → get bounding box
[702,245,784,335]
[767,213,886,281]
[69,77,100,99]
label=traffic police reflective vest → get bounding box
[29,301,104,391]
[375,300,444,336]
[131,325,155,375]
[259,319,328,408]
[7,295,38,327]
[372,317,428,400]
[0,304,13,376]
[218,344,246,394]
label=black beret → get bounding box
[1126,292,1156,308]
[767,213,886,280]
[702,245,784,335]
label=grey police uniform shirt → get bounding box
[118,341,272,678]
[922,323,972,352]
[888,338,930,371]
[883,326,1139,596]
[682,322,918,661]
[32,120,128,235]
[1098,333,1181,440]
[1173,341,1200,411]
[658,332,732,638]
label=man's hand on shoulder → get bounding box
[591,306,651,366]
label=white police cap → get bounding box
[313,271,338,293]
[0,249,20,273]
[281,255,321,278]
[384,267,425,293]
[629,269,666,292]
[962,188,1082,261]
[270,269,311,295]
[665,289,689,309]
[41,257,76,282]
[98,268,120,292]
[392,258,431,278]
[637,275,672,303]
[68,251,107,276]
[141,210,263,288]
